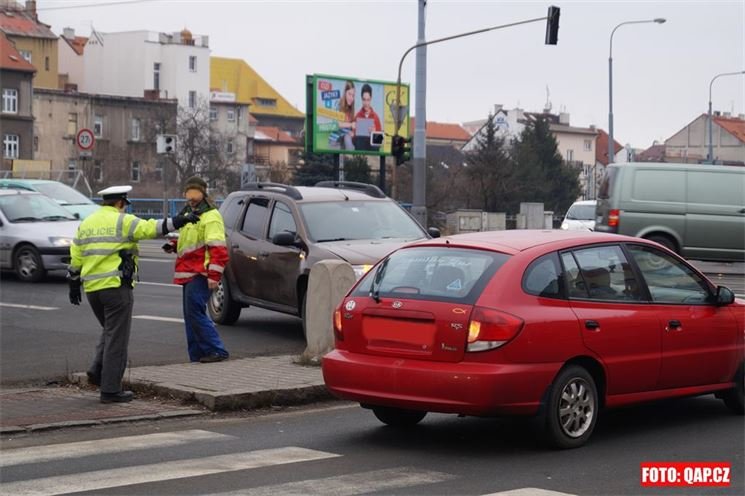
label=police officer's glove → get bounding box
[161,242,176,254]
[69,278,82,306]
[172,211,200,230]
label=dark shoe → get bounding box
[86,371,101,387]
[100,391,134,403]
[199,354,228,363]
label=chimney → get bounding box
[559,112,570,125]
[493,104,503,114]
[63,27,75,39]
[25,0,36,19]
[514,107,524,122]
[723,112,731,118]
[738,114,745,121]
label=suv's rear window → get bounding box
[352,246,509,304]
[598,167,618,200]
[298,201,424,242]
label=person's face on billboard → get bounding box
[344,87,355,106]
[362,91,372,110]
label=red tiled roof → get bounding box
[595,128,624,165]
[636,144,666,162]
[255,126,296,143]
[410,118,471,141]
[714,116,745,144]
[0,32,35,72]
[63,35,87,55]
[0,8,57,39]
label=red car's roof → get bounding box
[414,230,641,255]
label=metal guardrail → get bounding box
[92,198,223,219]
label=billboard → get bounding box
[308,74,410,156]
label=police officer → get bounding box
[68,185,199,403]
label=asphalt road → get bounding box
[0,241,306,386]
[1,397,743,495]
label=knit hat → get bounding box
[184,176,208,196]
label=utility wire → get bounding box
[37,0,158,11]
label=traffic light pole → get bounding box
[392,9,557,227]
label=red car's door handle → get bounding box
[665,320,682,332]
[584,320,600,330]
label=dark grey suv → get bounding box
[208,182,435,333]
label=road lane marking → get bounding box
[137,281,180,288]
[211,467,456,496]
[0,447,340,496]
[133,315,184,323]
[0,430,234,468]
[0,303,59,311]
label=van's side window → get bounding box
[627,245,711,304]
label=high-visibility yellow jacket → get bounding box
[169,207,228,285]
[69,206,165,293]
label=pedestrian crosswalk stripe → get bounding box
[208,467,456,496]
[0,447,340,496]
[0,429,234,468]
[133,314,184,323]
[481,489,577,496]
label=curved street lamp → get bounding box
[608,18,666,164]
[708,70,745,163]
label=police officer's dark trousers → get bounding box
[86,286,134,394]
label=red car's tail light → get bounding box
[467,307,524,352]
[333,308,344,341]
[608,209,620,229]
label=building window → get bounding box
[33,136,39,152]
[93,160,103,182]
[188,55,197,72]
[227,109,235,122]
[155,161,163,181]
[131,118,141,141]
[255,98,277,108]
[153,62,161,91]
[226,138,234,155]
[188,91,197,109]
[19,50,31,62]
[2,89,18,113]
[67,112,77,136]
[584,139,592,151]
[209,107,218,121]
[67,159,77,173]
[3,134,19,158]
[131,161,140,182]
[93,115,103,138]
[45,56,50,71]
[566,149,574,161]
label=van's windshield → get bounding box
[598,167,619,200]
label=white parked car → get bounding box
[561,200,597,231]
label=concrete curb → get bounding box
[1,410,205,435]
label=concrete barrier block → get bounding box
[303,260,356,361]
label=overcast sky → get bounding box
[39,0,744,149]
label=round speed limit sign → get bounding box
[76,128,95,150]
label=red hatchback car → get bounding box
[322,230,745,448]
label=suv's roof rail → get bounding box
[241,182,303,200]
[314,181,386,199]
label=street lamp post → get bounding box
[608,18,666,164]
[708,70,745,163]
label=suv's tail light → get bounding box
[333,308,344,341]
[466,307,524,352]
[607,209,620,230]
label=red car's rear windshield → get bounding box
[352,246,510,304]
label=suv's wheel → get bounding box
[372,406,427,427]
[543,365,598,449]
[721,365,744,415]
[208,276,242,325]
[14,245,46,282]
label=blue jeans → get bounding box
[182,276,229,362]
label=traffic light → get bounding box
[156,134,177,154]
[391,135,412,166]
[545,6,560,45]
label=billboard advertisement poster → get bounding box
[310,74,409,156]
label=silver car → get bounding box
[0,189,80,282]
